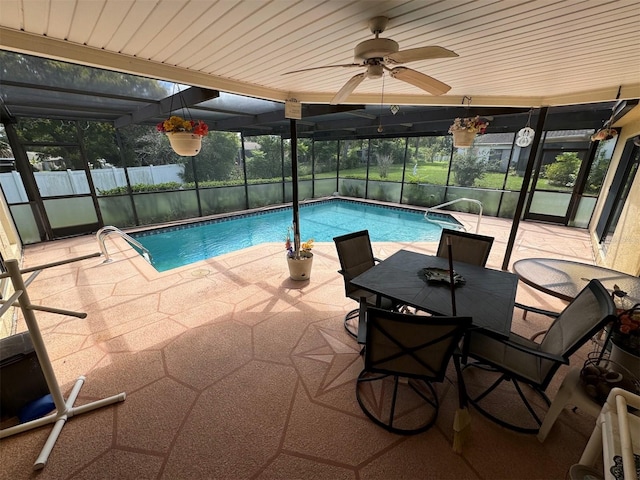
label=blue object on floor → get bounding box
[18,394,55,423]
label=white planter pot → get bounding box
[167,132,202,156]
[287,252,313,281]
[610,341,640,374]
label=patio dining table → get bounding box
[350,249,519,340]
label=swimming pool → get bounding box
[131,199,462,272]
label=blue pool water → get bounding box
[131,199,460,272]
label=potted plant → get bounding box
[448,116,489,148]
[156,115,209,156]
[285,226,314,281]
[591,127,618,142]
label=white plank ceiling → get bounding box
[1,0,639,107]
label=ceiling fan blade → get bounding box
[389,67,451,95]
[330,72,366,105]
[385,46,458,64]
[283,63,362,75]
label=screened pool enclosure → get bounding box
[0,52,631,245]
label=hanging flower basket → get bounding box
[452,130,477,148]
[591,128,618,142]
[166,132,202,156]
[157,115,209,156]
[448,116,489,149]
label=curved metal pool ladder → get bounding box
[96,226,152,264]
[423,197,483,233]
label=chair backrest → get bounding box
[333,230,376,297]
[538,279,617,384]
[364,306,472,382]
[436,228,494,267]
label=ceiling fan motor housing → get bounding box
[354,38,399,61]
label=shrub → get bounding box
[451,151,486,187]
[543,152,580,187]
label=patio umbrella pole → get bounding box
[0,257,126,471]
[447,239,471,453]
[447,238,456,315]
[290,118,301,258]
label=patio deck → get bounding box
[0,214,604,480]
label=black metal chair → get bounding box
[356,302,472,434]
[436,228,494,267]
[462,279,617,433]
[333,230,397,339]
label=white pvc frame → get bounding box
[0,253,126,471]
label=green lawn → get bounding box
[315,162,562,191]
[315,162,519,190]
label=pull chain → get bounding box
[378,73,385,133]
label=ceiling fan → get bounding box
[284,16,458,105]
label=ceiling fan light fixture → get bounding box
[389,67,451,96]
[367,64,384,78]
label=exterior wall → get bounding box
[591,105,640,275]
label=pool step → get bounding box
[423,211,465,230]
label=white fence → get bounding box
[0,164,184,203]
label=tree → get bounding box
[314,140,338,174]
[298,138,312,176]
[586,150,610,194]
[245,151,272,178]
[0,51,166,98]
[543,152,580,187]
[341,139,366,170]
[79,121,122,167]
[14,118,122,170]
[180,131,240,182]
[245,135,282,179]
[370,138,405,165]
[3,51,172,168]
[376,153,394,178]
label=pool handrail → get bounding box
[96,226,153,264]
[424,198,483,233]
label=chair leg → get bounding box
[512,378,548,427]
[463,362,550,434]
[344,308,359,339]
[387,376,400,429]
[356,371,439,435]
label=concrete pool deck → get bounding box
[1,213,603,479]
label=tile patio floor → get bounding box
[1,213,604,479]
